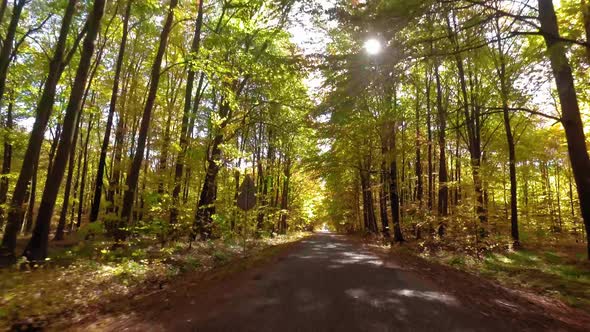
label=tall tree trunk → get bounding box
[556,162,563,231]
[193,112,226,240]
[23,0,106,262]
[137,133,151,222]
[0,99,13,228]
[158,107,172,194]
[454,119,461,206]
[539,0,590,258]
[387,121,404,242]
[426,69,434,212]
[494,18,520,246]
[388,87,405,242]
[256,129,273,232]
[54,114,82,240]
[435,64,448,218]
[90,0,132,222]
[47,123,63,175]
[0,0,78,265]
[23,161,37,234]
[278,158,291,234]
[389,146,404,242]
[54,28,106,238]
[77,114,94,229]
[414,82,423,206]
[359,161,377,234]
[119,0,178,241]
[379,143,390,238]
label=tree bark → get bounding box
[493,15,519,246]
[539,0,590,258]
[77,114,94,229]
[379,143,390,238]
[359,161,377,234]
[414,82,423,206]
[278,158,291,234]
[0,99,13,228]
[426,69,433,212]
[54,114,82,240]
[193,107,227,240]
[389,146,404,242]
[23,160,37,234]
[434,64,448,218]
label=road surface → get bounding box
[86,233,562,331]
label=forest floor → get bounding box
[0,232,309,331]
[57,232,590,332]
[394,231,590,312]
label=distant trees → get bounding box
[0,0,315,266]
[321,0,590,258]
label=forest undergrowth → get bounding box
[374,220,590,312]
[0,230,309,330]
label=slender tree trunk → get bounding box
[0,99,13,228]
[47,123,63,176]
[389,146,404,242]
[158,107,172,194]
[23,0,106,262]
[435,64,448,218]
[426,70,434,211]
[137,134,151,222]
[257,130,273,232]
[90,0,132,222]
[556,162,563,231]
[359,162,377,234]
[539,0,590,258]
[379,144,390,238]
[77,115,94,229]
[70,134,83,231]
[414,83,423,206]
[193,117,225,240]
[23,161,37,234]
[497,56,519,245]
[54,114,82,240]
[454,107,461,207]
[278,158,291,234]
[107,103,126,213]
[119,0,178,241]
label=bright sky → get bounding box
[288,0,336,97]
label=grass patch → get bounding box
[430,248,590,311]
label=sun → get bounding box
[363,38,382,55]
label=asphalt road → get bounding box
[183,233,506,332]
